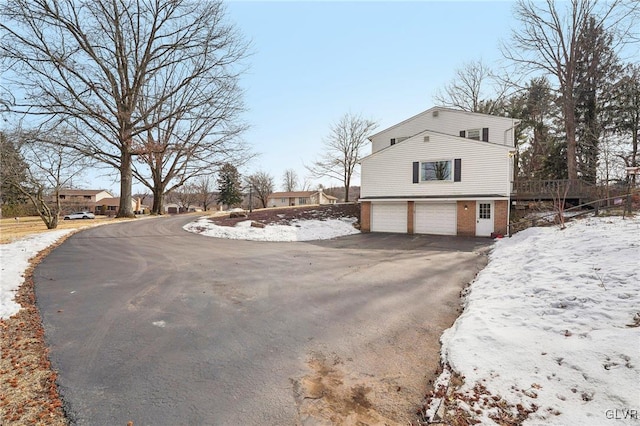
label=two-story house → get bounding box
[57,189,113,212]
[359,107,519,237]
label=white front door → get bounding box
[476,201,494,237]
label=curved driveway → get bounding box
[34,215,489,425]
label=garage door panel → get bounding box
[371,203,407,233]
[415,203,456,235]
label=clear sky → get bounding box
[224,0,515,192]
[51,1,517,194]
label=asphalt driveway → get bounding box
[34,215,491,425]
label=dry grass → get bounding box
[0,215,131,244]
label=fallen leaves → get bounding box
[0,244,67,425]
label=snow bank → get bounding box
[439,216,640,425]
[184,217,360,242]
[0,229,74,319]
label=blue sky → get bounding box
[55,1,516,194]
[224,1,516,191]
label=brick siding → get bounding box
[456,201,476,236]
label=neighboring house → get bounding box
[57,189,141,215]
[359,107,519,237]
[267,190,338,207]
[164,203,179,214]
[58,189,113,206]
[57,189,113,212]
[94,197,137,215]
[163,203,202,214]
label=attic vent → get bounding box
[423,136,430,142]
[432,110,439,118]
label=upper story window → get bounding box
[460,128,489,142]
[421,160,452,181]
[390,136,409,146]
[467,129,481,140]
[84,195,91,200]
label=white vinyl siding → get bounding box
[370,108,518,153]
[361,132,511,199]
[414,203,456,235]
[371,203,407,233]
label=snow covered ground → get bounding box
[433,216,640,425]
[0,229,74,319]
[183,217,360,241]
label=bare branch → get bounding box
[1,0,251,217]
[306,112,378,202]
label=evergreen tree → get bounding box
[519,77,560,179]
[216,163,243,207]
[609,64,640,185]
[574,17,620,183]
[0,132,29,207]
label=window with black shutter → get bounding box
[454,159,462,182]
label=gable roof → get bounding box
[360,128,513,163]
[368,106,520,140]
[59,189,112,196]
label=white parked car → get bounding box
[63,211,96,220]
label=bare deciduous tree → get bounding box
[2,127,90,228]
[132,61,250,214]
[433,59,513,114]
[282,169,299,192]
[246,171,274,208]
[172,183,198,212]
[1,0,250,218]
[306,113,377,202]
[193,176,216,212]
[502,0,640,180]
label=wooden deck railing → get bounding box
[512,179,596,200]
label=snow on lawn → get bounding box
[435,216,640,425]
[184,217,360,241]
[0,229,74,319]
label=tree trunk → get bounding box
[47,215,58,229]
[633,124,638,186]
[564,96,578,180]
[117,150,135,218]
[152,189,164,215]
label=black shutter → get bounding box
[412,162,419,183]
[454,159,462,182]
[482,128,489,142]
[459,130,466,138]
[390,138,396,146]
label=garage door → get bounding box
[414,203,456,235]
[371,203,407,233]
